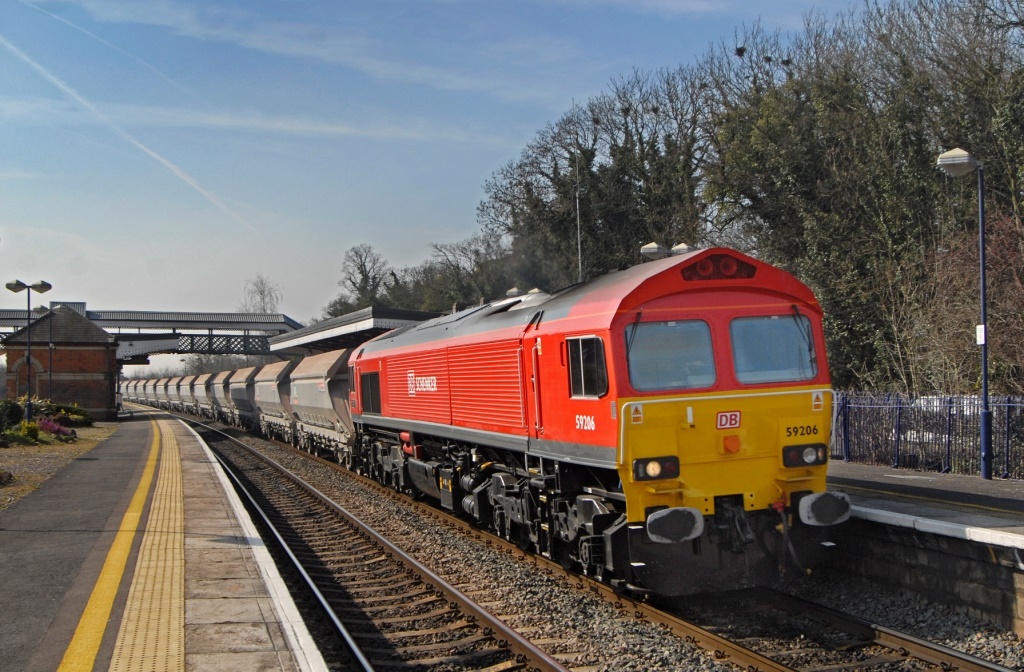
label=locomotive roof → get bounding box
[358,247,819,354]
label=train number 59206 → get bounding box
[785,425,819,438]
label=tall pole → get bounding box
[6,280,52,422]
[48,306,53,400]
[25,287,33,421]
[976,165,992,479]
[936,148,992,479]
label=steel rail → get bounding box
[294,444,799,672]
[199,423,572,672]
[203,430,375,671]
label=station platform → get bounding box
[0,410,326,672]
[827,460,1024,548]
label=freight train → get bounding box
[125,245,851,595]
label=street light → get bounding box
[5,280,52,421]
[936,147,992,479]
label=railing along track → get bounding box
[195,422,571,672]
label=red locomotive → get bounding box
[344,246,850,594]
[130,246,850,594]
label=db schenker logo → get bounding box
[407,371,438,397]
[716,411,741,429]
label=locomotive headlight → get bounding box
[783,444,828,467]
[633,456,680,481]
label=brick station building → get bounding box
[3,305,119,421]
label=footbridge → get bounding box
[0,301,303,363]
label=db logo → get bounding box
[716,411,741,429]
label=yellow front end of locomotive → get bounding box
[617,387,833,525]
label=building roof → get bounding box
[268,306,440,354]
[2,305,115,345]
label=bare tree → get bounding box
[339,244,390,308]
[238,274,283,313]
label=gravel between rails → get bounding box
[235,432,1023,671]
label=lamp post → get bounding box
[49,343,55,400]
[5,280,52,421]
[936,147,992,479]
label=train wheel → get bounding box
[578,535,606,580]
[516,527,532,552]
[493,510,508,540]
[556,540,577,571]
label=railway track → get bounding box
[190,416,1018,672]
[671,586,1018,671]
[196,423,573,671]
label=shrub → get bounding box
[19,421,39,442]
[16,398,93,428]
[0,399,23,432]
[38,417,76,442]
[51,410,92,428]
[28,397,56,417]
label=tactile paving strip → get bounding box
[108,419,184,671]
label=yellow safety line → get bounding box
[57,420,162,672]
[109,419,184,671]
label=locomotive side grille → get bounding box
[448,340,527,430]
[384,350,451,423]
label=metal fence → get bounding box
[831,392,1024,480]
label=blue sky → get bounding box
[1,0,831,325]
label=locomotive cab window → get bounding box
[567,337,608,398]
[731,315,817,384]
[626,320,715,391]
[360,371,381,414]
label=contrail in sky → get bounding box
[0,33,256,234]
[14,0,206,105]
